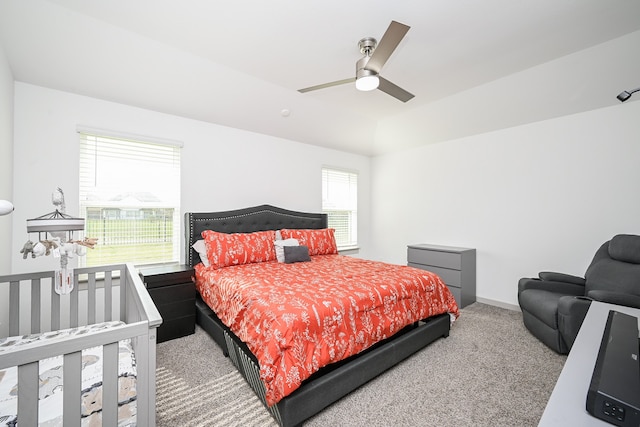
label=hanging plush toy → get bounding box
[20,240,35,259]
[41,239,59,255]
[59,241,76,259]
[32,241,46,257]
[74,237,99,249]
[74,244,87,256]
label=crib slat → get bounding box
[31,278,41,334]
[70,279,79,328]
[18,361,39,426]
[119,266,126,322]
[87,272,96,324]
[104,270,113,321]
[51,285,61,330]
[63,351,82,427]
[102,342,119,426]
[9,281,19,336]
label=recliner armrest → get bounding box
[538,271,586,286]
[518,277,586,295]
[557,296,593,350]
[587,290,640,309]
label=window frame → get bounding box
[78,127,182,267]
[321,166,358,251]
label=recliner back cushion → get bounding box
[585,257,640,296]
[608,234,640,264]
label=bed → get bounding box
[0,263,162,426]
[185,205,458,427]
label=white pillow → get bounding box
[274,238,299,263]
[192,239,210,267]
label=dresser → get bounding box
[407,244,476,308]
[139,264,196,343]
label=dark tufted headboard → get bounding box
[184,204,328,267]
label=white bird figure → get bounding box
[52,187,66,213]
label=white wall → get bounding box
[370,101,640,308]
[374,30,640,154]
[0,44,14,273]
[10,83,371,273]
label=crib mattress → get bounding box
[0,321,137,426]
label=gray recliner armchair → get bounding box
[518,234,640,354]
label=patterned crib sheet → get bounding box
[0,321,137,426]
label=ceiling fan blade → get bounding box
[365,20,410,74]
[378,76,414,102]
[298,77,355,93]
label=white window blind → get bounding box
[322,167,358,249]
[79,131,181,267]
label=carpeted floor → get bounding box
[156,302,566,426]
[155,366,274,426]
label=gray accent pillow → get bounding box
[274,238,299,262]
[284,245,311,263]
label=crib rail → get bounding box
[0,263,162,427]
[0,264,158,335]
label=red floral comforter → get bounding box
[195,254,459,406]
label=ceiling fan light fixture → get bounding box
[356,74,379,91]
[355,66,379,91]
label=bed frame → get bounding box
[0,263,162,426]
[185,205,451,427]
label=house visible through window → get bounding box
[78,130,181,267]
[322,167,358,250]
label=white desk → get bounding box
[539,301,640,426]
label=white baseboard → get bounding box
[475,297,520,312]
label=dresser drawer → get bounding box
[407,244,476,308]
[407,248,462,270]
[148,282,195,305]
[154,299,195,320]
[156,315,196,343]
[409,263,461,287]
[140,264,194,289]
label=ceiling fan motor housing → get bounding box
[358,37,377,55]
[356,37,378,82]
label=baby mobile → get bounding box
[20,188,98,295]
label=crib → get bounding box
[0,263,162,426]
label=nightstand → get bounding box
[139,264,196,343]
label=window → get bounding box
[79,129,181,267]
[322,167,358,249]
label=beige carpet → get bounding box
[156,303,566,426]
[155,366,276,427]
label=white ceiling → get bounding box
[1,0,639,156]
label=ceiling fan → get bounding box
[298,20,414,103]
